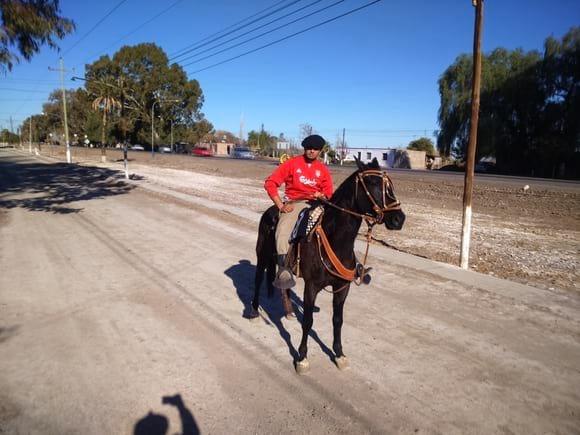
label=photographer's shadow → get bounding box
[225,259,333,364]
[134,394,199,435]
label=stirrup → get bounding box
[355,263,372,285]
[273,268,296,289]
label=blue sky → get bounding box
[1,0,578,148]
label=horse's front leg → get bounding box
[332,283,350,370]
[296,281,318,374]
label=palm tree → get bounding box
[92,93,121,162]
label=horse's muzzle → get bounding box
[384,210,405,230]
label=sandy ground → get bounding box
[1,148,579,434]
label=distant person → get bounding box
[264,134,333,289]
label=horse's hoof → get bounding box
[295,359,310,374]
[248,308,260,322]
[335,356,350,371]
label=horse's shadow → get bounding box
[224,259,334,363]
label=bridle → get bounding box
[321,169,401,226]
[303,169,402,290]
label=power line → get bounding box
[63,0,131,56]
[179,0,340,67]
[0,87,53,93]
[2,78,61,83]
[0,98,48,102]
[76,0,185,69]
[170,0,302,61]
[187,0,383,74]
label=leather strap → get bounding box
[315,226,356,281]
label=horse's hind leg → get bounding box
[296,282,318,374]
[251,261,264,319]
[332,284,350,370]
[266,256,276,298]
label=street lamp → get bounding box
[151,99,179,157]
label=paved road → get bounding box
[1,150,579,434]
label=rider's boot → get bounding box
[273,254,296,318]
[273,254,295,290]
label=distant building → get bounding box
[344,147,427,170]
[197,141,235,156]
[276,140,290,151]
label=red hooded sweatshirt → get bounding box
[264,155,333,201]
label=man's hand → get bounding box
[279,203,294,213]
[312,191,326,200]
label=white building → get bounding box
[344,147,426,170]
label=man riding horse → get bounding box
[264,134,334,293]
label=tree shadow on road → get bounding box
[134,394,199,435]
[0,159,135,214]
[225,259,334,364]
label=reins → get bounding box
[310,169,400,293]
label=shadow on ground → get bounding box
[0,157,135,214]
[225,259,335,364]
[134,394,199,435]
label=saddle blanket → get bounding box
[289,204,324,244]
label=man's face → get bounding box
[304,147,321,160]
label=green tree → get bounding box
[0,0,75,72]
[247,129,276,156]
[407,137,435,155]
[0,128,19,143]
[92,85,121,160]
[108,43,207,146]
[437,27,579,178]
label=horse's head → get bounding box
[354,157,405,230]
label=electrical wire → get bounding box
[62,0,131,56]
[187,0,382,74]
[170,0,303,60]
[0,87,54,93]
[76,0,185,69]
[179,0,341,67]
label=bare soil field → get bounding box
[27,145,580,292]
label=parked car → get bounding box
[192,146,213,157]
[131,144,145,151]
[231,147,255,159]
[159,145,172,153]
[475,161,497,173]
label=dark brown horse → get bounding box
[252,158,405,373]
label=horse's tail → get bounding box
[255,205,279,298]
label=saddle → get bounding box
[285,203,372,285]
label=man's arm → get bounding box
[264,162,294,212]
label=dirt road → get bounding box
[31,144,580,293]
[1,150,579,434]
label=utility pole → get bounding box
[239,112,244,144]
[170,119,173,153]
[151,98,179,158]
[29,118,32,154]
[459,0,484,269]
[49,58,71,163]
[342,128,346,165]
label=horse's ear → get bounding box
[370,157,380,169]
[355,156,365,171]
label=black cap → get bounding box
[301,134,325,150]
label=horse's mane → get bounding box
[329,169,358,208]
